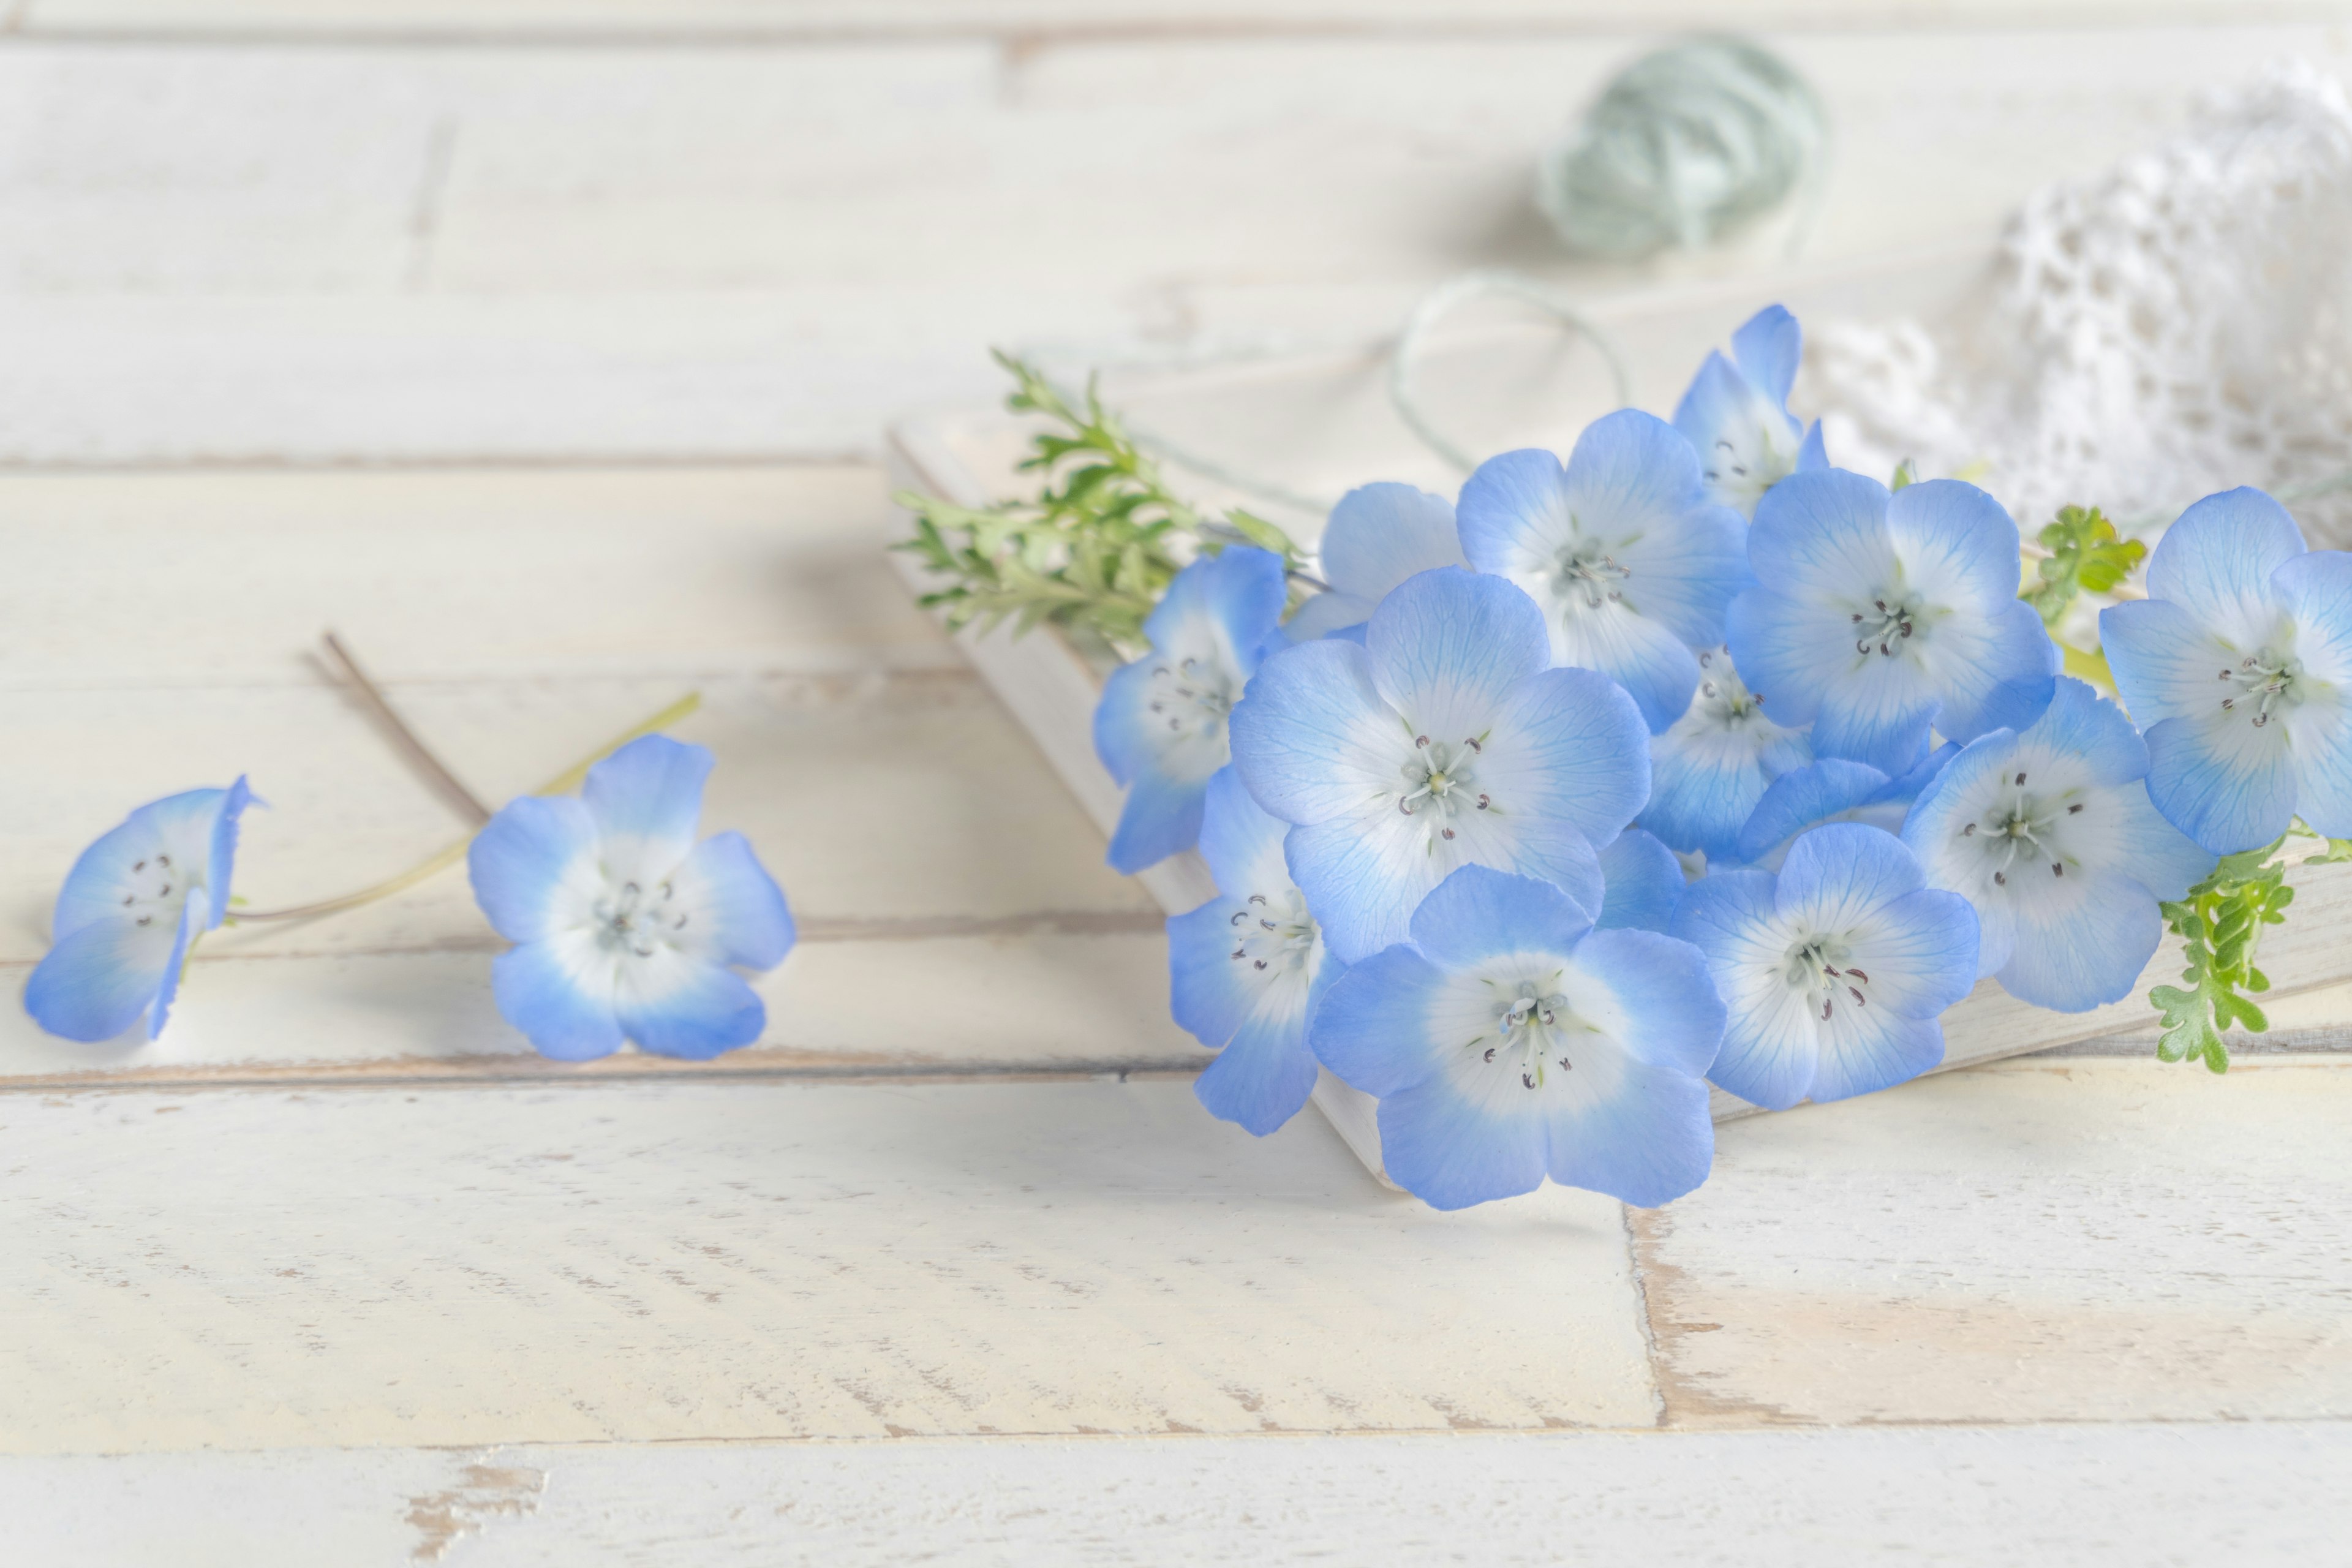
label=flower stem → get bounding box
[319,630,495,827]
[230,692,703,924]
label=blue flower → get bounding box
[1640,644,1812,861]
[1672,304,1830,519]
[24,780,254,1042]
[1671,822,1977,1110]
[468,734,794,1061]
[1285,483,1464,643]
[1229,567,1649,964]
[1310,865,1724,1209]
[1733,742,1952,872]
[1901,678,2214,1012]
[1455,410,1749,732]
[2099,487,2352,853]
[1167,767,1341,1135]
[1727,470,2059,774]
[1094,545,1288,872]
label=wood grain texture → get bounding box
[1637,1055,2352,1427]
[11,1423,2349,1566]
[0,1077,1658,1452]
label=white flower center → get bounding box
[1550,533,1634,612]
[1783,932,1872,1023]
[116,852,194,929]
[593,876,689,960]
[1954,767,2087,888]
[1849,592,1924,658]
[1147,655,1237,742]
[1693,646,1768,726]
[2215,645,2304,729]
[1226,888,1318,977]
[1705,423,1793,513]
[1466,971,1586,1091]
[1395,733,1495,847]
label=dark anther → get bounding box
[2222,698,2236,710]
[1875,599,1887,611]
[1963,823,1976,836]
[1253,960,1268,971]
[1476,794,1490,810]
[1521,1072,1536,1090]
[1994,871,2007,885]
[137,916,151,927]
[2068,802,2084,813]
[2220,669,2233,680]
[121,894,132,906]
[1557,1057,1572,1072]
[1483,1047,1496,1063]
[1820,997,1833,1020]
[2052,862,2065,878]
[2014,772,2026,786]
[624,881,639,895]
[1261,919,1276,931]
[1249,894,1267,905]
[1399,800,1415,815]
[159,884,170,897]
[157,855,169,867]
[1851,612,1863,624]
[1231,911,1247,926]
[1415,735,1430,748]
[1846,968,1869,984]
[1231,948,1245,960]
[1857,640,1874,655]
[1849,986,1866,1006]
[2255,713,2271,728]
[1901,623,1913,638]
[1441,827,1456,840]
[1464,737,1482,753]
[1540,1010,1555,1027]
[133,859,145,872]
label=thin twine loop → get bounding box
[1387,270,1634,474]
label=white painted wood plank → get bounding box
[1634,1055,2352,1426]
[1,31,2343,461]
[10,1425,2347,1567]
[0,1077,1657,1450]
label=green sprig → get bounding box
[2022,504,2146,627]
[2148,828,2352,1072]
[894,352,1300,658]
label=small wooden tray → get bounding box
[886,246,2352,1186]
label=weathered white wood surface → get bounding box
[7,6,2352,1560]
[12,1423,2347,1567]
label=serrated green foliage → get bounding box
[2149,837,2296,1073]
[892,352,1300,657]
[2022,504,2147,628]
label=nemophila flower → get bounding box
[1672,304,1830,519]
[1596,827,1686,932]
[1094,545,1288,872]
[1728,470,2059,774]
[1672,823,1976,1110]
[1902,679,2214,1012]
[24,781,254,1042]
[2100,487,2352,853]
[1309,865,1724,1210]
[1640,644,1812,862]
[1167,767,1340,1135]
[1455,410,1749,731]
[1733,744,1953,872]
[1229,567,1649,964]
[1284,483,1465,643]
[468,734,794,1061]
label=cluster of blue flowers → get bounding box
[1100,304,2352,1211]
[25,735,795,1062]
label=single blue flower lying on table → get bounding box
[1727,470,2060,775]
[1672,303,1830,519]
[1167,767,1340,1135]
[1455,410,1749,732]
[2099,486,2352,853]
[1733,742,1953,872]
[468,734,794,1061]
[1229,567,1649,964]
[1671,822,1977,1111]
[1094,545,1288,872]
[1902,677,2214,1012]
[1640,644,1812,862]
[1310,865,1725,1210]
[1283,483,1465,643]
[24,780,254,1042]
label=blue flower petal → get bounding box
[1668,868,1812,1107]
[1640,668,1812,861]
[1542,1052,1716,1208]
[1736,758,1896,869]
[582,734,714,879]
[2145,488,2305,643]
[23,912,183,1042]
[467,794,600,944]
[145,895,206,1041]
[1885,478,2026,615]
[1926,598,2059,746]
[1091,654,1164,788]
[491,932,627,1061]
[1485,665,1653,846]
[1811,669,1940,776]
[1996,865,2165,1012]
[2022,676,2150,787]
[1796,421,1828,472]
[1281,590,1376,643]
[1227,638,1394,826]
[673,831,795,970]
[617,951,768,1060]
[1808,1007,1945,1106]
[1106,766,1213,875]
[1774,821,1926,932]
[1899,733,2019,979]
[2098,598,2231,725]
[1841,885,1980,1020]
[1315,483,1464,608]
[1746,469,1896,601]
[1407,864,1593,970]
[2108,785,2218,903]
[1193,1006,1322,1136]
[1572,927,1727,1079]
[1722,584,1839,731]
[1671,352,1804,519]
[54,783,252,940]
[1378,1073,1550,1210]
[1363,567,1550,741]
[1308,945,1448,1098]
[1731,304,1801,404]
[1560,410,1748,647]
[1284,809,1604,966]
[202,777,254,929]
[1595,827,1683,932]
[2143,711,2299,854]
[1143,545,1288,669]
[1455,448,1570,575]
[1169,900,1257,1052]
[2274,549,2352,839]
[1194,766,1289,897]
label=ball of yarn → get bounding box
[1537,36,1827,260]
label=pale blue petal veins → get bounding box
[492,931,627,1062]
[1168,899,1260,1052]
[1997,865,2165,1012]
[582,734,714,878]
[23,911,183,1042]
[1193,998,1322,1136]
[2099,598,2233,725]
[1596,827,1684,932]
[2107,785,2218,903]
[1731,303,1801,404]
[2145,488,2306,645]
[1285,807,1604,966]
[1483,665,1652,845]
[1313,483,1464,612]
[1543,1055,1714,1208]
[1455,448,1571,574]
[1093,654,1169,788]
[2273,549,2352,839]
[1144,544,1287,664]
[2143,712,2298,854]
[1883,478,2026,614]
[1774,821,1924,933]
[671,831,795,970]
[1796,421,1828,472]
[1925,598,2059,745]
[1737,759,1898,869]
[1406,864,1593,970]
[1226,638,1396,824]
[1572,927,1727,1079]
[1806,1008,1945,1106]
[1308,945,1448,1099]
[1194,766,1291,895]
[616,948,767,1060]
[1746,469,1900,601]
[1106,769,1212,875]
[1363,567,1549,741]
[467,794,601,944]
[1379,1075,1549,1210]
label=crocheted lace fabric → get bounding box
[1805,62,2352,545]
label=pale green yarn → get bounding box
[1538,37,1827,260]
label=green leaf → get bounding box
[2144,831,2302,1074]
[1889,459,1917,491]
[2021,504,2147,628]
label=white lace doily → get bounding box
[1805,61,2352,545]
